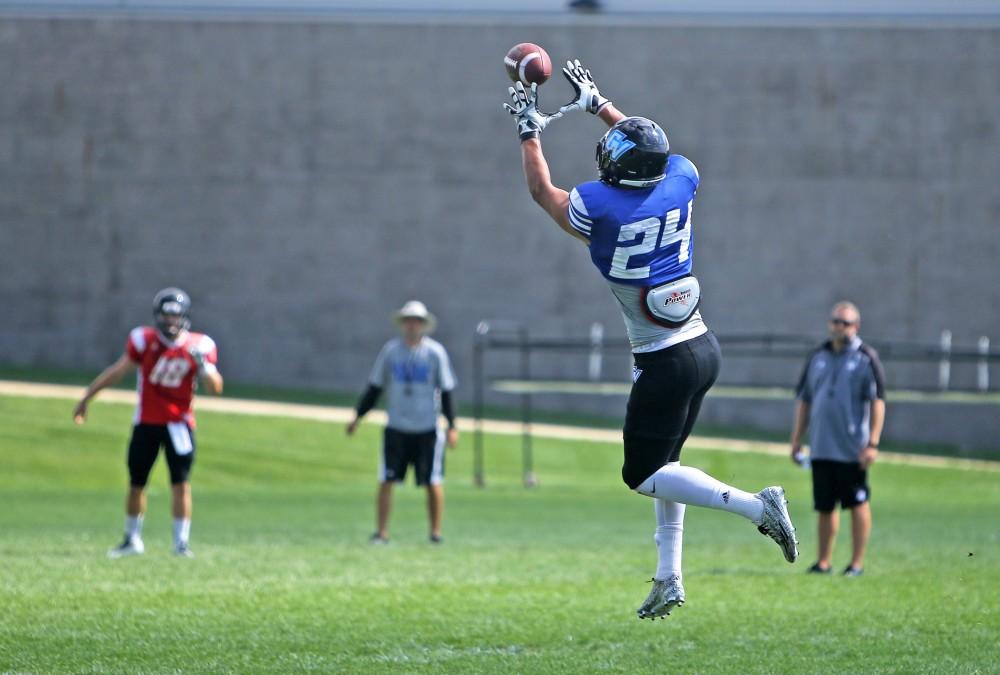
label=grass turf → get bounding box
[0,394,997,673]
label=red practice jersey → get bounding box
[125,326,218,426]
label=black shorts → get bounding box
[811,459,871,511]
[622,331,722,489]
[380,427,444,486]
[127,423,196,487]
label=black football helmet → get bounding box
[596,116,670,189]
[153,287,191,339]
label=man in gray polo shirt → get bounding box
[347,301,458,544]
[790,301,886,577]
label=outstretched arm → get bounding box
[73,353,136,423]
[598,103,626,127]
[560,59,626,128]
[520,139,587,244]
[503,82,587,244]
[346,384,382,435]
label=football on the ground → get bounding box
[504,43,552,86]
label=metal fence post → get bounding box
[938,330,952,391]
[473,322,487,487]
[978,336,990,392]
[588,322,603,381]
[520,326,537,487]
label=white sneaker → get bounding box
[755,486,799,563]
[174,543,194,558]
[637,574,685,620]
[108,536,144,559]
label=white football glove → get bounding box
[503,81,565,141]
[559,59,612,115]
[187,345,212,375]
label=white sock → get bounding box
[636,464,764,523]
[173,518,191,547]
[654,498,685,581]
[125,515,143,540]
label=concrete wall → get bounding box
[2,17,998,447]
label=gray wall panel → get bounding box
[1,17,997,447]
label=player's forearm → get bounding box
[597,103,626,127]
[355,384,382,418]
[520,138,555,202]
[869,398,885,445]
[83,359,131,400]
[519,139,581,241]
[791,401,810,446]
[200,371,224,395]
[440,390,456,429]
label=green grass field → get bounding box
[1,394,998,673]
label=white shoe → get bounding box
[174,543,194,558]
[637,574,685,620]
[755,486,799,563]
[108,536,144,559]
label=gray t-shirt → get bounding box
[369,337,457,433]
[796,337,886,463]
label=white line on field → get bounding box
[2,379,997,473]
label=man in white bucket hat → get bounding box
[347,301,458,544]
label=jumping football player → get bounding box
[503,60,799,619]
[73,288,223,558]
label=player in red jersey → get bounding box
[73,288,223,558]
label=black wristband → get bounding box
[519,129,540,142]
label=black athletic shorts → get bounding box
[127,423,196,487]
[381,427,444,486]
[622,331,722,489]
[811,459,870,511]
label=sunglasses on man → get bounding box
[829,318,856,327]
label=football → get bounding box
[503,42,552,86]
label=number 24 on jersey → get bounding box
[609,202,692,280]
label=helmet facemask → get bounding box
[152,288,192,340]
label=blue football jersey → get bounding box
[569,154,699,286]
[568,154,707,352]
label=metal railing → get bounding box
[471,321,1000,487]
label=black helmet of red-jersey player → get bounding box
[153,287,191,339]
[596,116,670,189]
